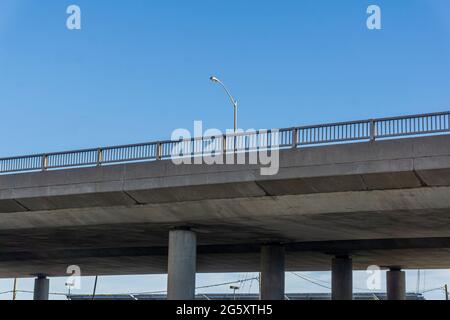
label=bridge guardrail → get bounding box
[1,111,449,174]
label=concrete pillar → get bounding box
[33,275,49,300]
[331,255,353,300]
[167,228,197,300]
[387,268,406,300]
[260,244,285,300]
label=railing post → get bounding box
[42,154,48,171]
[156,142,162,160]
[222,135,227,156]
[97,148,103,166]
[370,120,376,141]
[292,128,298,148]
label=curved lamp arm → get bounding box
[210,76,238,108]
[210,76,238,132]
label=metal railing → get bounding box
[1,111,449,174]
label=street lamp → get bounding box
[210,76,238,132]
[230,285,240,300]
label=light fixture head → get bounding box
[210,76,220,83]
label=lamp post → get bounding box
[210,76,238,132]
[230,285,240,300]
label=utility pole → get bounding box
[445,284,448,301]
[416,270,421,293]
[92,276,98,300]
[12,278,17,300]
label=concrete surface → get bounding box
[260,245,285,300]
[33,276,49,300]
[0,135,449,277]
[387,268,406,300]
[331,256,353,300]
[167,229,196,300]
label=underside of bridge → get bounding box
[0,134,450,299]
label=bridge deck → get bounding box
[0,135,449,277]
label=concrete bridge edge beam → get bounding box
[33,275,50,300]
[260,244,285,300]
[331,255,353,300]
[387,268,406,300]
[167,228,197,300]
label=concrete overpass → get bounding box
[0,111,450,300]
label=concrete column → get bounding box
[167,228,197,300]
[331,255,353,300]
[33,275,49,300]
[387,268,406,300]
[260,245,285,300]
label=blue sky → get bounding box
[0,0,449,299]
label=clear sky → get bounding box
[0,0,449,299]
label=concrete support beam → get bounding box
[387,268,406,300]
[167,228,197,300]
[331,255,353,300]
[33,275,49,300]
[260,244,285,300]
